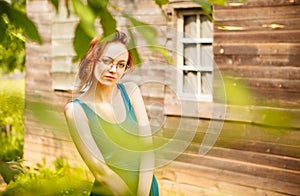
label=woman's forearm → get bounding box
[137,151,154,196]
[92,162,134,196]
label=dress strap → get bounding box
[117,83,132,112]
[72,99,98,123]
[117,83,137,122]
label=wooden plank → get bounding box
[214,138,300,159]
[214,5,300,21]
[156,161,300,195]
[166,128,300,159]
[126,13,167,25]
[214,30,300,43]
[23,150,86,170]
[213,43,300,55]
[214,54,300,67]
[122,67,167,88]
[164,101,300,128]
[26,44,52,63]
[163,117,300,157]
[247,89,300,108]
[214,0,300,8]
[231,78,300,92]
[52,39,76,56]
[52,72,77,90]
[158,179,233,196]
[195,146,300,171]
[214,17,300,31]
[217,65,300,80]
[176,153,300,185]
[25,79,52,91]
[183,123,300,154]
[24,123,70,141]
[26,67,51,80]
[24,136,78,155]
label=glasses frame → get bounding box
[98,57,128,70]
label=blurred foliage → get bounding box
[219,76,297,129]
[0,0,230,73]
[0,1,24,74]
[3,158,92,196]
[0,78,25,162]
[0,160,25,184]
[223,77,254,106]
[0,0,42,44]
[52,0,228,62]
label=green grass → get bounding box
[2,158,92,196]
[0,78,25,162]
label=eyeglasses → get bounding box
[99,57,128,69]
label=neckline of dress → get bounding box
[75,85,128,125]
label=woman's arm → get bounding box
[125,83,155,196]
[64,102,134,196]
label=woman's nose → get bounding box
[108,64,117,72]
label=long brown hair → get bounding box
[77,30,134,91]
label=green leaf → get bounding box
[154,0,169,7]
[50,0,59,12]
[87,0,108,10]
[73,23,92,60]
[5,5,42,44]
[0,16,7,43]
[127,29,142,66]
[0,161,24,184]
[123,13,158,46]
[85,0,116,38]
[209,0,227,6]
[0,1,8,14]
[124,12,172,64]
[97,7,116,39]
[71,0,96,37]
[192,0,212,14]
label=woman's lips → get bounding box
[105,76,116,80]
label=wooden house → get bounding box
[24,0,300,195]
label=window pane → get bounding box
[184,15,197,38]
[183,71,198,94]
[201,72,212,94]
[184,43,197,66]
[200,44,213,67]
[200,15,213,38]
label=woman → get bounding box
[64,30,158,195]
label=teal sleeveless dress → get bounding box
[72,83,159,196]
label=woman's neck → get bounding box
[85,82,116,104]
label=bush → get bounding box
[0,78,24,161]
[3,158,92,196]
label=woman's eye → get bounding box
[102,58,112,65]
[117,63,126,68]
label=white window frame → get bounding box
[176,10,213,102]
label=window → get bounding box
[51,3,79,91]
[176,10,213,101]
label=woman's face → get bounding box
[94,42,129,86]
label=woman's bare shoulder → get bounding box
[64,101,86,120]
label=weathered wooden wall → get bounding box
[24,0,82,167]
[213,0,300,108]
[24,0,300,195]
[155,0,300,195]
